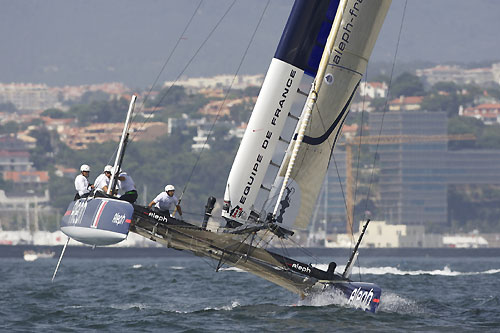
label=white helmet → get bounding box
[104,165,113,172]
[80,164,90,172]
[165,185,175,192]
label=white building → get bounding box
[164,74,264,91]
[459,103,500,125]
[442,234,488,248]
[191,127,211,152]
[0,150,32,172]
[359,81,387,99]
[416,65,496,86]
[326,220,442,248]
[0,83,59,111]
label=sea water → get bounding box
[1,248,500,332]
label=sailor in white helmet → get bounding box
[115,167,138,203]
[93,165,113,193]
[74,164,94,200]
[148,185,183,218]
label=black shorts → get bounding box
[120,190,138,204]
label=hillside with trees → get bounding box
[8,72,500,233]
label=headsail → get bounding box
[269,0,392,230]
[222,0,342,223]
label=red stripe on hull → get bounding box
[91,201,108,228]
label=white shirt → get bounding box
[153,192,179,211]
[118,172,136,193]
[75,174,90,196]
[94,173,110,192]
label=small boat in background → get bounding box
[23,250,55,262]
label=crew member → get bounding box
[148,185,182,218]
[74,164,94,200]
[93,165,112,193]
[116,168,138,203]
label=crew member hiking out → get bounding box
[74,164,94,200]
[148,185,182,218]
[94,165,112,193]
[116,168,138,203]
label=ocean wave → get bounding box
[377,292,422,314]
[130,263,158,269]
[298,288,351,308]
[203,301,241,311]
[218,267,245,272]
[313,264,500,276]
[296,287,422,314]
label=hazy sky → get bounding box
[1,0,499,87]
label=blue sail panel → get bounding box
[274,0,340,77]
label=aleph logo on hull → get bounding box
[348,287,374,310]
[112,213,126,225]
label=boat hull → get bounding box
[131,205,382,312]
[61,197,133,246]
[318,281,381,313]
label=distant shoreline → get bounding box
[2,245,500,259]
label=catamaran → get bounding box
[56,0,391,313]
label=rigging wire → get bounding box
[363,0,408,218]
[102,0,203,167]
[352,72,369,230]
[133,0,204,119]
[348,1,408,282]
[127,0,237,146]
[352,72,370,282]
[284,235,323,265]
[331,154,352,237]
[310,93,354,245]
[101,0,237,201]
[177,0,271,199]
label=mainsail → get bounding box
[269,0,391,230]
[222,0,343,223]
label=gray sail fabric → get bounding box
[271,0,392,230]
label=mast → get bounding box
[343,219,370,278]
[272,0,348,218]
[108,95,137,195]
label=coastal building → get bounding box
[0,150,32,172]
[0,83,59,111]
[369,110,500,228]
[459,103,500,125]
[163,74,264,91]
[59,122,168,150]
[416,64,498,86]
[191,127,212,152]
[442,234,488,248]
[359,81,388,99]
[310,151,347,233]
[324,221,443,248]
[0,189,51,232]
[3,171,49,191]
[388,96,423,111]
